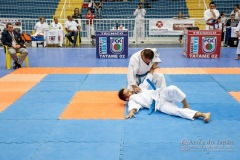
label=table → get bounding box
[96,30,128,59]
[183,30,221,58]
[44,29,64,47]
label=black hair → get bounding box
[234,4,239,9]
[209,2,215,6]
[220,11,225,16]
[6,23,12,28]
[118,89,127,101]
[143,49,154,60]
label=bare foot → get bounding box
[235,57,240,60]
[203,113,211,123]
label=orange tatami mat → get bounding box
[0,82,38,92]
[229,92,240,103]
[60,91,125,120]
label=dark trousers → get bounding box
[65,31,78,45]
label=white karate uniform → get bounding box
[236,22,240,55]
[133,8,146,42]
[50,22,63,30]
[231,10,240,20]
[128,74,198,120]
[34,22,49,35]
[127,48,166,90]
[65,20,80,31]
[204,9,220,30]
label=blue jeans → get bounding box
[65,31,78,45]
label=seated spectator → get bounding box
[65,16,81,47]
[1,23,28,69]
[33,17,48,36]
[50,17,63,30]
[72,8,82,24]
[230,4,240,20]
[94,0,103,19]
[86,9,95,41]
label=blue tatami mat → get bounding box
[34,142,120,160]
[0,103,68,120]
[172,82,225,92]
[80,74,127,91]
[0,143,39,160]
[168,74,215,82]
[47,120,123,143]
[123,142,209,160]
[42,74,88,82]
[30,82,82,92]
[14,92,75,104]
[210,74,240,91]
[0,120,57,143]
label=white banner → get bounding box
[149,19,194,35]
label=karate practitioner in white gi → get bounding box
[204,2,220,30]
[119,67,211,123]
[133,3,146,43]
[235,21,240,60]
[127,48,166,93]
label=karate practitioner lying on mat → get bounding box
[118,67,211,123]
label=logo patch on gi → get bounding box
[49,36,56,42]
[202,36,216,53]
[110,37,124,54]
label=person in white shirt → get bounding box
[133,3,146,43]
[65,15,81,47]
[50,17,63,30]
[118,68,211,123]
[204,2,220,30]
[230,4,240,20]
[235,21,240,60]
[127,48,166,93]
[33,17,49,35]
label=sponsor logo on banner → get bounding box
[202,36,216,53]
[156,21,163,28]
[99,37,107,54]
[190,37,199,54]
[110,37,124,54]
[49,36,56,42]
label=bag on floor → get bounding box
[21,33,32,42]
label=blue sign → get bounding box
[96,30,128,59]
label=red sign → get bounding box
[183,30,222,58]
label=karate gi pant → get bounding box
[133,20,145,42]
[236,39,240,55]
[87,24,95,40]
[156,85,197,120]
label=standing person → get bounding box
[72,8,82,24]
[85,9,95,41]
[230,4,240,20]
[127,48,166,93]
[214,16,222,30]
[88,0,95,14]
[133,3,146,43]
[33,17,48,35]
[235,21,240,60]
[118,69,211,123]
[1,23,28,69]
[226,14,237,27]
[94,0,103,19]
[65,16,81,47]
[72,8,82,43]
[204,2,220,30]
